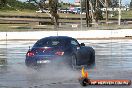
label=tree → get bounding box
[0,0,37,10]
[49,0,59,29]
[0,0,7,7]
[82,0,104,27]
[82,0,118,26]
[27,0,59,29]
[130,0,132,8]
[111,0,118,7]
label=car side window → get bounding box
[71,40,79,47]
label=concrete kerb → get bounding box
[0,29,132,40]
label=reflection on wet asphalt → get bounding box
[0,40,132,88]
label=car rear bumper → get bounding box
[25,55,70,67]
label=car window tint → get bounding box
[33,38,66,47]
[46,40,59,46]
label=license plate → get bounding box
[37,60,51,64]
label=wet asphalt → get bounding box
[0,39,132,88]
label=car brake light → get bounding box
[55,51,64,56]
[26,51,35,57]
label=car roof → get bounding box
[33,36,77,47]
[41,36,74,40]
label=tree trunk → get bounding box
[49,0,59,29]
[86,0,92,27]
[89,0,95,26]
[105,0,108,24]
[95,0,99,23]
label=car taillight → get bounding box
[26,51,35,57]
[55,51,64,56]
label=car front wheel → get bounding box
[71,55,78,69]
[89,50,95,65]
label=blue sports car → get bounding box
[25,36,95,68]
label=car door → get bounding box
[70,39,87,65]
[70,39,91,65]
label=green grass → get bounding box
[0,22,132,32]
[0,10,83,18]
[0,24,31,31]
[0,10,49,17]
[0,10,132,32]
[121,10,132,19]
[107,10,132,19]
[0,10,132,19]
[0,23,56,32]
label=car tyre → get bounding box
[71,55,77,69]
[89,49,95,65]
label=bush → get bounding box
[0,0,37,11]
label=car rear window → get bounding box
[33,38,66,47]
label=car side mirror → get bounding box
[80,43,85,46]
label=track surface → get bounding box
[0,40,132,88]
